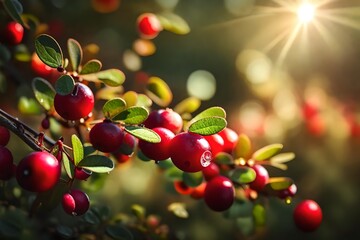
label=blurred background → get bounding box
[2,0,360,239]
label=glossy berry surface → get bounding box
[190,182,207,199]
[54,83,94,121]
[202,162,220,181]
[143,109,183,134]
[173,180,193,195]
[218,127,238,154]
[89,120,124,153]
[74,167,92,181]
[16,151,61,192]
[204,176,234,211]
[169,132,212,172]
[4,21,23,45]
[293,200,322,232]
[0,126,10,146]
[62,189,90,216]
[137,13,162,39]
[0,146,14,180]
[119,132,137,155]
[278,183,297,199]
[138,127,174,161]
[249,164,269,192]
[203,133,224,157]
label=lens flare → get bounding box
[297,3,316,23]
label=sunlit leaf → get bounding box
[157,11,190,35]
[102,98,127,119]
[131,204,146,221]
[145,76,172,107]
[80,69,125,87]
[67,38,82,72]
[186,106,226,130]
[3,0,25,26]
[123,91,138,107]
[214,152,234,165]
[124,126,160,143]
[168,202,189,218]
[54,75,75,95]
[14,44,31,62]
[164,166,183,180]
[96,86,124,100]
[136,94,152,108]
[106,225,134,240]
[234,134,252,159]
[182,172,203,187]
[113,106,149,124]
[71,134,83,166]
[35,34,63,68]
[62,152,74,179]
[270,152,295,164]
[253,204,266,227]
[269,162,288,170]
[252,144,283,161]
[156,159,174,170]
[31,77,55,110]
[80,59,102,74]
[264,177,293,195]
[174,97,201,115]
[17,97,42,115]
[188,116,227,135]
[78,155,114,173]
[229,167,256,184]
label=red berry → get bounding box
[119,132,137,155]
[41,117,50,130]
[138,127,174,161]
[74,167,92,181]
[202,162,220,181]
[90,120,124,153]
[4,21,23,45]
[54,83,94,121]
[278,183,297,199]
[31,53,59,80]
[16,151,61,192]
[218,127,238,154]
[293,200,322,232]
[173,180,193,195]
[114,152,132,164]
[204,176,234,211]
[203,133,225,157]
[170,132,212,172]
[249,164,269,192]
[190,182,207,199]
[0,146,14,180]
[0,126,10,146]
[143,109,183,134]
[91,0,120,13]
[137,13,162,39]
[62,189,90,216]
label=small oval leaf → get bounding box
[168,202,189,218]
[234,134,252,159]
[214,152,234,165]
[31,77,56,110]
[80,59,102,74]
[4,0,25,26]
[71,134,84,166]
[106,225,134,240]
[186,106,226,130]
[123,91,138,107]
[78,155,114,173]
[229,167,256,184]
[113,106,149,124]
[252,144,283,161]
[18,97,42,115]
[35,34,63,68]
[253,204,266,227]
[80,69,125,87]
[270,152,295,164]
[96,86,124,100]
[174,97,201,115]
[188,116,227,136]
[157,12,190,35]
[164,166,183,180]
[102,98,127,119]
[54,75,75,95]
[67,38,83,72]
[265,177,293,193]
[182,172,203,187]
[131,204,146,220]
[62,152,74,179]
[125,126,160,143]
[145,76,173,107]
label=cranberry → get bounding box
[92,0,120,13]
[74,167,92,180]
[173,180,193,195]
[203,133,225,157]
[90,120,124,153]
[41,117,50,130]
[170,132,212,172]
[137,13,163,39]
[0,146,14,180]
[293,200,322,232]
[204,176,234,211]
[278,183,297,199]
[31,53,59,80]
[143,109,183,134]
[114,152,132,164]
[202,162,220,181]
[62,189,90,216]
[190,182,207,199]
[0,126,10,146]
[138,127,174,161]
[218,127,238,154]
[16,151,61,192]
[119,132,137,155]
[54,83,94,121]
[4,21,23,45]
[249,164,269,192]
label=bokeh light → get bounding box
[187,70,216,100]
[123,49,142,71]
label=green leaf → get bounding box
[264,177,293,194]
[229,167,256,184]
[131,204,146,221]
[3,0,25,26]
[67,38,83,72]
[124,126,160,143]
[156,159,174,170]
[168,202,189,218]
[80,59,102,74]
[56,225,73,238]
[174,97,201,115]
[80,69,125,87]
[17,97,42,115]
[137,150,152,162]
[62,152,74,179]
[102,98,127,119]
[253,204,266,227]
[54,75,75,95]
[164,166,183,180]
[71,134,84,166]
[78,155,114,173]
[234,134,251,159]
[188,116,227,135]
[186,106,226,130]
[0,44,11,65]
[123,91,138,107]
[145,76,173,107]
[252,143,283,161]
[157,12,190,35]
[31,77,56,110]
[113,106,149,124]
[182,172,203,187]
[224,201,253,219]
[35,34,63,68]
[236,217,254,236]
[106,225,134,240]
[83,209,101,225]
[270,152,295,164]
[214,152,234,165]
[136,94,152,108]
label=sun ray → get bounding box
[276,23,302,66]
[263,28,292,53]
[312,19,338,48]
[317,12,360,30]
